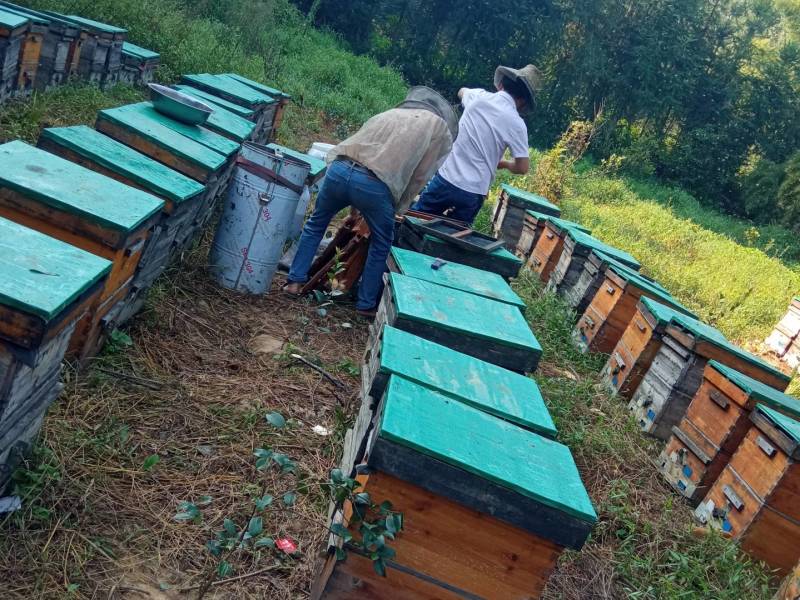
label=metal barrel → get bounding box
[210,143,310,294]
[287,184,311,243]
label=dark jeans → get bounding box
[288,159,394,310]
[412,172,486,224]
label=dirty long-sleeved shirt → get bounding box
[327,108,453,212]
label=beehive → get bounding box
[0,7,27,101]
[387,247,526,310]
[266,143,327,185]
[38,125,206,305]
[766,297,800,361]
[397,216,522,281]
[174,84,257,120]
[54,14,126,86]
[13,8,45,96]
[785,340,800,371]
[527,218,581,283]
[491,184,561,250]
[313,376,596,600]
[660,361,800,504]
[191,95,256,143]
[0,141,163,359]
[694,405,800,574]
[222,72,291,142]
[629,321,791,440]
[119,41,159,85]
[374,273,542,373]
[515,209,589,262]
[0,217,111,489]
[573,262,695,354]
[549,228,640,300]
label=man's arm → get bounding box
[498,156,530,175]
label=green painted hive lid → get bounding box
[98,104,227,172]
[41,126,204,204]
[709,361,800,419]
[0,216,111,321]
[3,3,48,25]
[0,7,28,29]
[525,209,591,235]
[181,74,276,107]
[61,14,126,34]
[222,72,291,99]
[379,326,556,437]
[568,228,640,271]
[501,184,560,217]
[266,143,326,179]
[200,99,256,143]
[754,404,800,447]
[594,251,666,293]
[122,42,159,61]
[0,141,163,233]
[390,246,525,308]
[174,85,255,118]
[389,272,541,353]
[377,375,596,523]
[607,262,697,318]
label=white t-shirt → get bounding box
[438,89,529,195]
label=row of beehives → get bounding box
[766,297,800,371]
[0,71,292,491]
[493,184,800,575]
[311,238,598,598]
[0,2,160,102]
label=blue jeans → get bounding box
[412,172,486,224]
[288,159,395,310]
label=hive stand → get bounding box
[387,246,526,310]
[629,321,791,441]
[0,217,110,490]
[51,14,126,87]
[766,297,800,363]
[0,8,27,102]
[527,218,584,283]
[573,261,696,355]
[548,227,640,300]
[694,405,800,574]
[491,184,561,251]
[660,361,800,504]
[119,42,159,86]
[373,273,542,373]
[312,376,596,600]
[515,209,589,262]
[397,216,523,281]
[222,72,292,141]
[0,141,163,361]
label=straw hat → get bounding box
[494,64,543,106]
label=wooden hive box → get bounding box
[373,273,541,373]
[56,14,126,86]
[766,297,800,360]
[660,361,800,504]
[694,404,800,574]
[313,376,595,600]
[0,7,27,102]
[491,184,560,251]
[398,216,523,281]
[193,96,256,144]
[388,246,526,310]
[42,11,106,84]
[573,261,695,355]
[0,217,110,489]
[515,210,589,262]
[785,339,800,371]
[174,84,257,120]
[38,125,206,301]
[120,41,159,85]
[266,143,327,186]
[629,321,791,441]
[12,8,45,97]
[549,228,639,300]
[0,141,163,359]
[527,218,581,283]
[222,72,292,142]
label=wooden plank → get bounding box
[740,507,800,576]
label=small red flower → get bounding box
[276,537,298,554]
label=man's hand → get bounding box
[498,157,530,175]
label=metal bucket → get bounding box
[210,143,310,294]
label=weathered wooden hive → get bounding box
[628,319,791,441]
[387,246,526,310]
[515,210,589,262]
[549,227,640,301]
[191,95,256,144]
[52,14,126,86]
[223,72,292,142]
[119,41,159,86]
[174,83,258,121]
[491,184,561,251]
[765,296,800,368]
[573,261,695,354]
[0,7,27,101]
[527,218,582,283]
[0,141,163,360]
[38,125,207,320]
[397,215,523,281]
[314,376,595,600]
[660,360,800,504]
[0,217,111,489]
[373,273,542,373]
[694,404,800,574]
[12,7,45,97]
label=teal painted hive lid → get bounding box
[377,376,596,523]
[525,209,591,235]
[98,104,227,172]
[501,184,560,217]
[0,7,28,29]
[754,404,800,447]
[568,228,640,271]
[199,100,256,143]
[607,262,696,318]
[390,246,525,308]
[3,4,47,25]
[419,232,523,265]
[379,326,556,437]
[0,216,111,321]
[174,85,255,118]
[266,143,326,179]
[122,42,159,61]
[594,251,667,293]
[388,272,541,353]
[709,361,800,419]
[222,72,291,99]
[182,74,276,107]
[61,14,126,34]
[41,126,204,204]
[0,141,163,233]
